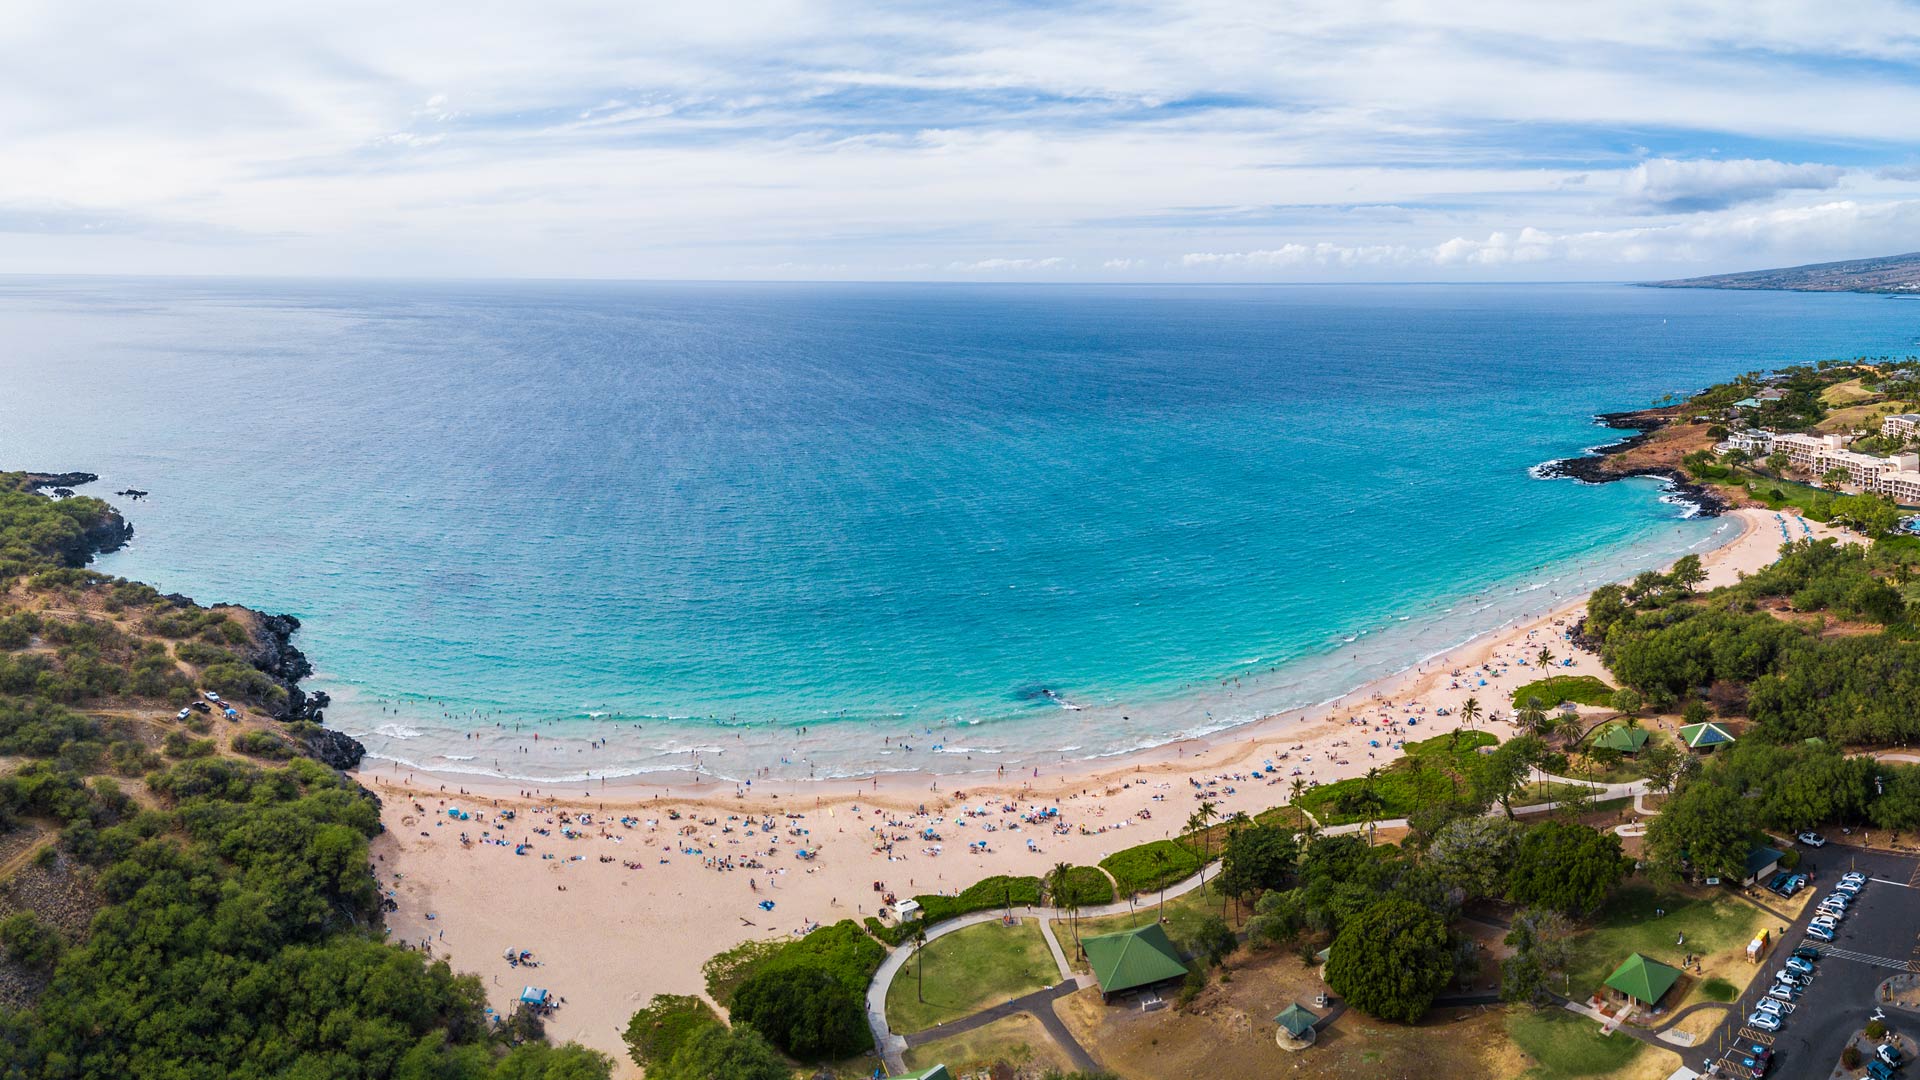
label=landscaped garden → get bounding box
[885,917,1061,1034]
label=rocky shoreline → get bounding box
[51,471,366,772]
[1534,407,1730,518]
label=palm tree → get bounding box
[1288,776,1307,806]
[1151,847,1173,918]
[1355,776,1386,847]
[1049,861,1083,959]
[1517,695,1550,738]
[1536,646,1558,702]
[912,922,929,1003]
[1186,802,1219,899]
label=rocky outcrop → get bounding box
[1533,408,1730,518]
[221,607,366,771]
[297,723,365,771]
[14,472,134,564]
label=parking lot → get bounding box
[1703,845,1920,1078]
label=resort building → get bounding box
[1720,429,1773,455]
[1771,431,1849,470]
[1885,414,1920,441]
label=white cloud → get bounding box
[947,257,1069,272]
[1617,158,1845,214]
[1,2,1919,277]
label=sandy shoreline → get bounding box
[364,506,1837,1071]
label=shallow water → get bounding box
[4,278,1915,780]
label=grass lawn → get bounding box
[1564,884,1763,1009]
[1511,675,1615,710]
[1506,1007,1644,1078]
[886,917,1061,1035]
[900,1012,1071,1077]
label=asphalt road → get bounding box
[1701,845,1919,1078]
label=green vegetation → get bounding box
[1507,1007,1644,1078]
[621,995,719,1070]
[1052,864,1114,906]
[1323,897,1454,1023]
[1510,675,1614,710]
[1561,885,1760,997]
[863,874,1043,945]
[1099,838,1201,896]
[0,475,612,1079]
[1295,731,1497,825]
[886,918,1058,1033]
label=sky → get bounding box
[7,1,1920,281]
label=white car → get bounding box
[1775,970,1804,985]
[1825,890,1852,904]
[1842,870,1867,881]
[1798,831,1827,847]
[1835,880,1863,895]
[1754,998,1786,1016]
[1806,925,1836,942]
[1818,900,1848,915]
[1747,1012,1783,1032]
[1767,985,1798,1002]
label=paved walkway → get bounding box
[864,864,1214,1072]
[864,769,1650,1071]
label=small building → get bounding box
[1083,923,1190,1001]
[1677,722,1735,751]
[1603,953,1681,1009]
[1591,725,1650,754]
[890,898,923,922]
[1274,1002,1320,1050]
[1742,844,1784,887]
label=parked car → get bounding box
[1793,945,1823,961]
[1747,1011,1783,1032]
[1806,925,1836,942]
[1799,831,1827,847]
[1837,880,1864,895]
[1871,1060,1897,1080]
[1825,891,1852,906]
[203,690,221,703]
[1754,998,1786,1016]
[1810,918,1840,933]
[1775,970,1803,986]
[1785,956,1815,974]
[175,707,192,721]
[1880,1043,1905,1068]
[190,700,212,713]
[1842,870,1867,881]
[1767,985,1798,1002]
[1742,1045,1773,1077]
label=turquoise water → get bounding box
[2,279,1915,781]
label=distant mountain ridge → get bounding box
[1645,252,1920,293]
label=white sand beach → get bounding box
[363,506,1840,1071]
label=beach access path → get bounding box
[864,767,1648,1072]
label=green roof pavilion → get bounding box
[1603,953,1681,1006]
[1592,725,1650,753]
[1083,923,1189,997]
[1677,721,1735,749]
[895,1067,952,1080]
[1274,1002,1319,1039]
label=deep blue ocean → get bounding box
[4,279,1916,781]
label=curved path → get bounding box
[864,863,1215,1071]
[865,769,1654,1071]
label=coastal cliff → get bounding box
[1535,405,1730,516]
[3,469,362,771]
